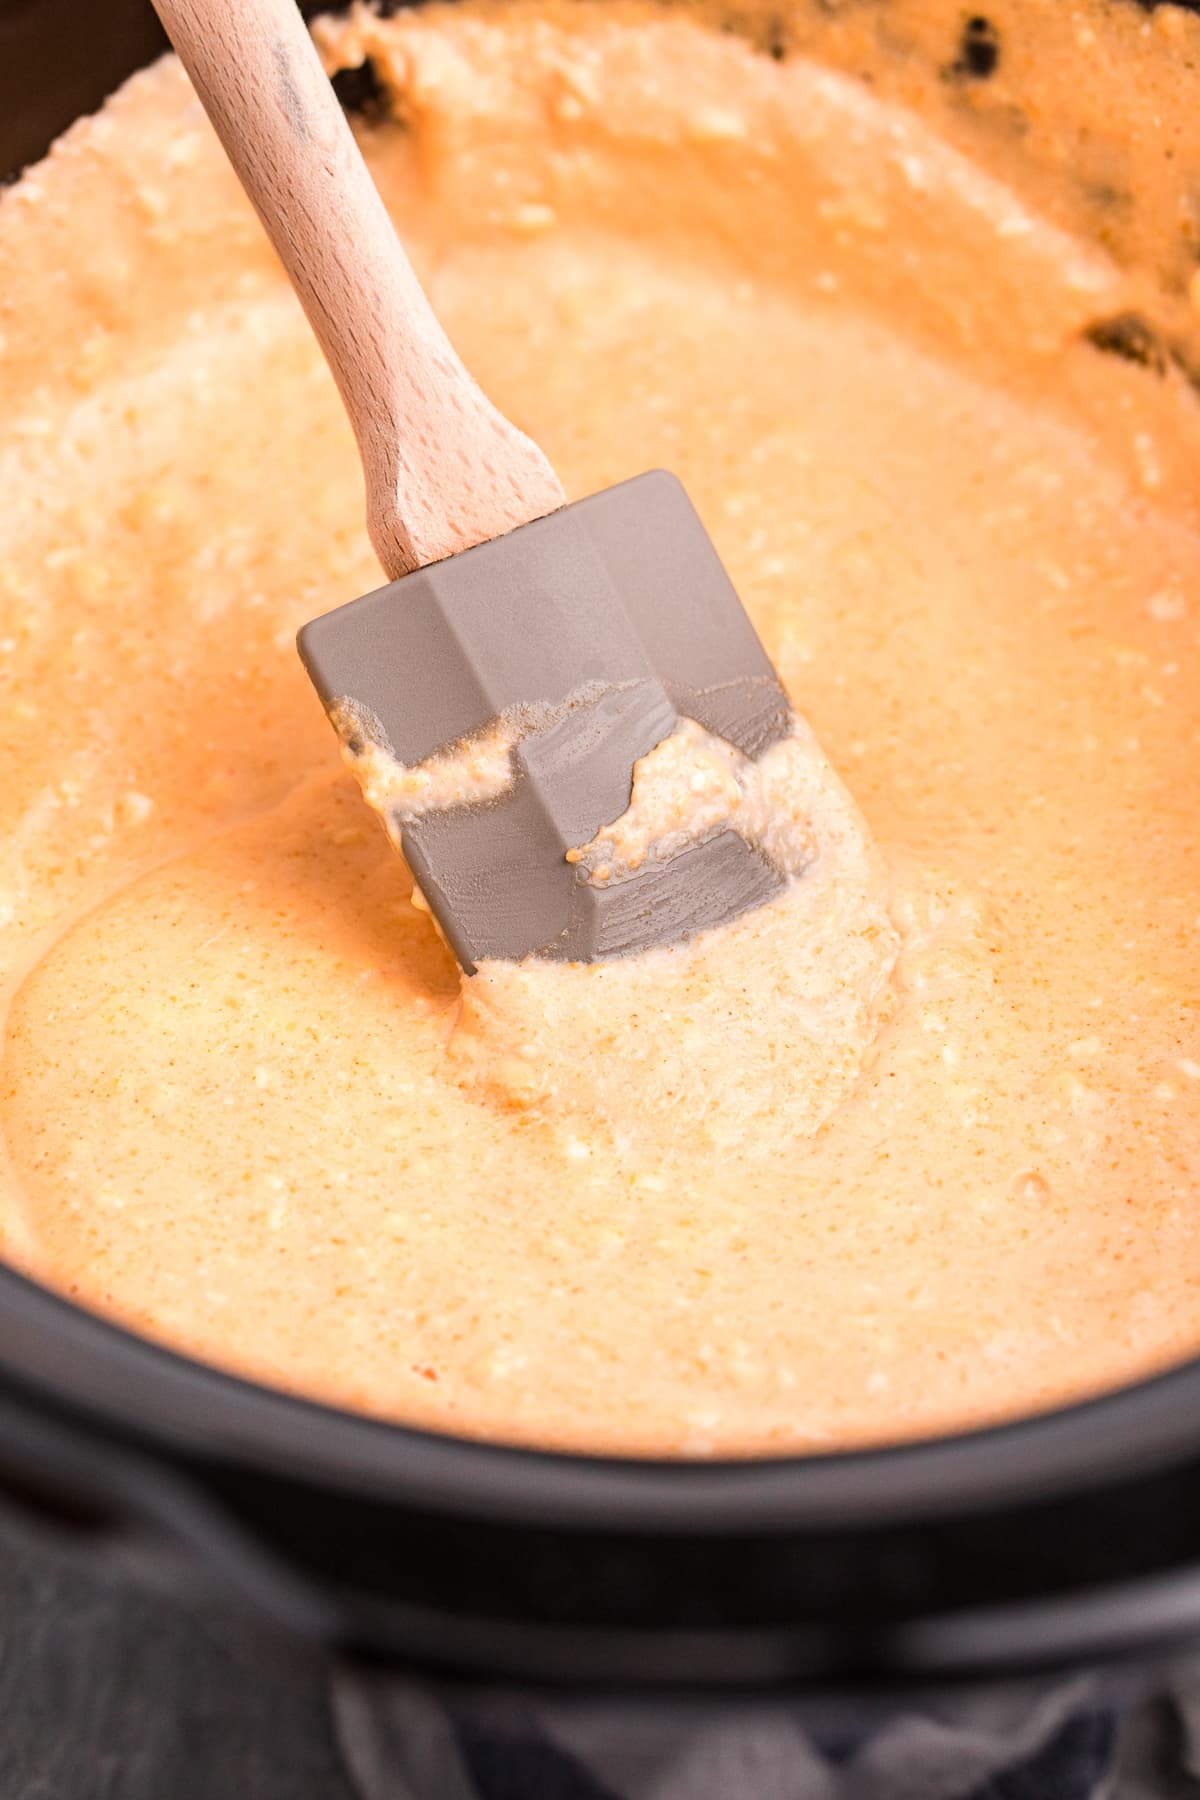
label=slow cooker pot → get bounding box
[1,0,1199,1689]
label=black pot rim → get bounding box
[5,1258,1200,1532]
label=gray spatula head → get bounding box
[298,470,793,971]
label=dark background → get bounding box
[0,0,167,176]
[0,0,343,178]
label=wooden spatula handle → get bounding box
[151,0,565,577]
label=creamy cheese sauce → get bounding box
[332,699,523,825]
[1,1,1199,1455]
[565,716,818,886]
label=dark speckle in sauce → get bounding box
[331,57,388,120]
[948,15,1000,80]
[1084,311,1169,373]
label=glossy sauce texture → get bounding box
[1,2,1199,1455]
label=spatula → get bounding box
[152,0,795,971]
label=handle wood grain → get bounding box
[151,0,565,577]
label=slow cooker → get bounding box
[1,0,1198,1690]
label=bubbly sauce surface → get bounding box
[1,2,1200,1455]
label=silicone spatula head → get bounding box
[299,472,795,971]
[144,5,794,971]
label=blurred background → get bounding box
[0,0,343,177]
[0,0,167,176]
